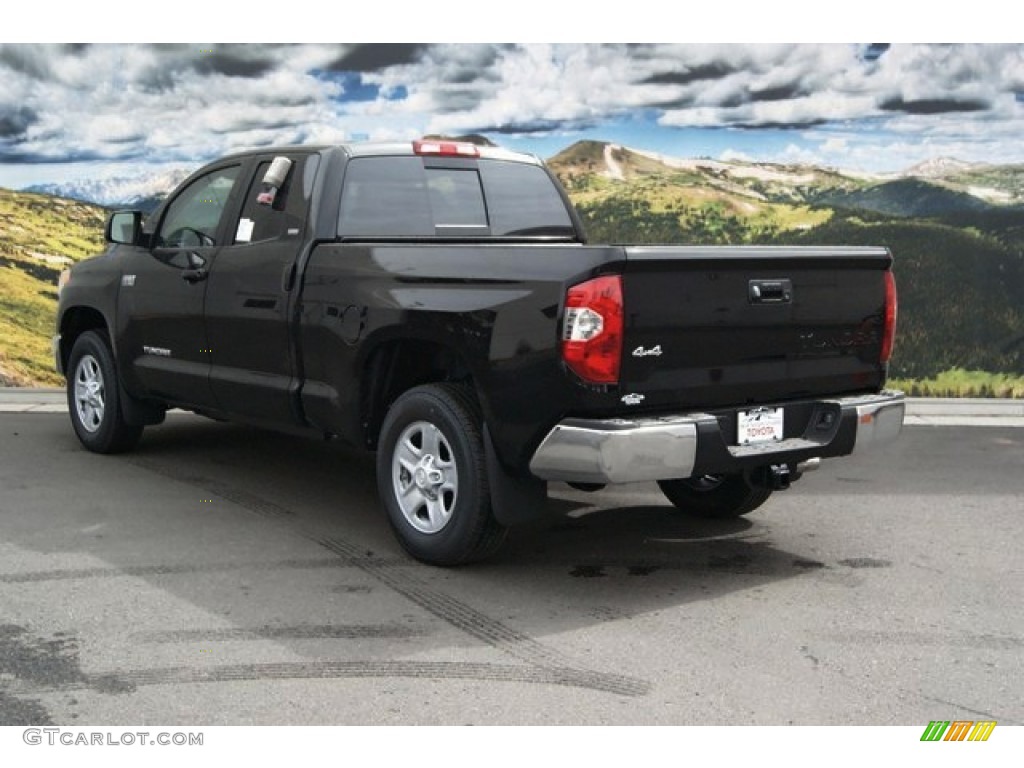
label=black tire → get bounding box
[376,383,507,566]
[657,473,772,519]
[66,330,143,454]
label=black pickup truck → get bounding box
[54,139,904,565]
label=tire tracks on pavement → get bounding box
[120,456,651,697]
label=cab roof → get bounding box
[215,141,542,166]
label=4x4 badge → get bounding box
[621,393,645,405]
[632,344,663,357]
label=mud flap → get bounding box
[118,381,166,426]
[484,425,548,526]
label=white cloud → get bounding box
[2,43,1024,184]
[779,142,825,166]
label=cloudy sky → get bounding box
[2,43,1024,188]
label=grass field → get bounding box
[0,189,106,385]
[889,369,1024,398]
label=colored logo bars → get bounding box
[920,721,996,742]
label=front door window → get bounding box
[155,166,241,249]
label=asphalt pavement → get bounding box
[0,392,1021,725]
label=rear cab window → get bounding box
[337,155,575,239]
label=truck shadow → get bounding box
[122,415,826,620]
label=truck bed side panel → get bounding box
[298,243,625,467]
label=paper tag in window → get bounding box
[235,218,255,243]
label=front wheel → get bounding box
[657,473,772,519]
[376,383,507,565]
[66,330,143,454]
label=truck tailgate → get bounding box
[619,246,893,410]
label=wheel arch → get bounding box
[358,336,479,450]
[59,305,111,374]
[61,309,165,427]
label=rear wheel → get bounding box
[376,383,507,565]
[66,330,143,454]
[657,473,772,519]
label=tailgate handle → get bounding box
[749,279,792,304]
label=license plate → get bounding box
[738,407,784,445]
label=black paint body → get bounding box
[56,144,893,482]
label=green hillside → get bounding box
[0,189,106,385]
[765,210,1024,379]
[950,164,1024,202]
[816,178,996,217]
[550,142,834,244]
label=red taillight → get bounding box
[561,275,623,385]
[413,139,480,158]
[881,270,898,364]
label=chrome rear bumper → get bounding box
[529,391,905,485]
[848,392,906,454]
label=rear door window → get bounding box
[233,154,319,245]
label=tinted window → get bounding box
[339,157,433,237]
[156,166,240,248]
[479,161,573,236]
[338,156,573,238]
[426,168,487,227]
[233,154,319,245]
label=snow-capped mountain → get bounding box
[900,157,983,179]
[23,167,193,208]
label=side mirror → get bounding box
[105,210,143,245]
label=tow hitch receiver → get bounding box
[753,464,792,491]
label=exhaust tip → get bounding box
[796,458,821,475]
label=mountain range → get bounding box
[2,139,1023,387]
[24,167,193,210]
[17,142,1024,212]
[547,141,1024,217]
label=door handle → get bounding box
[182,267,208,283]
[183,252,208,283]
